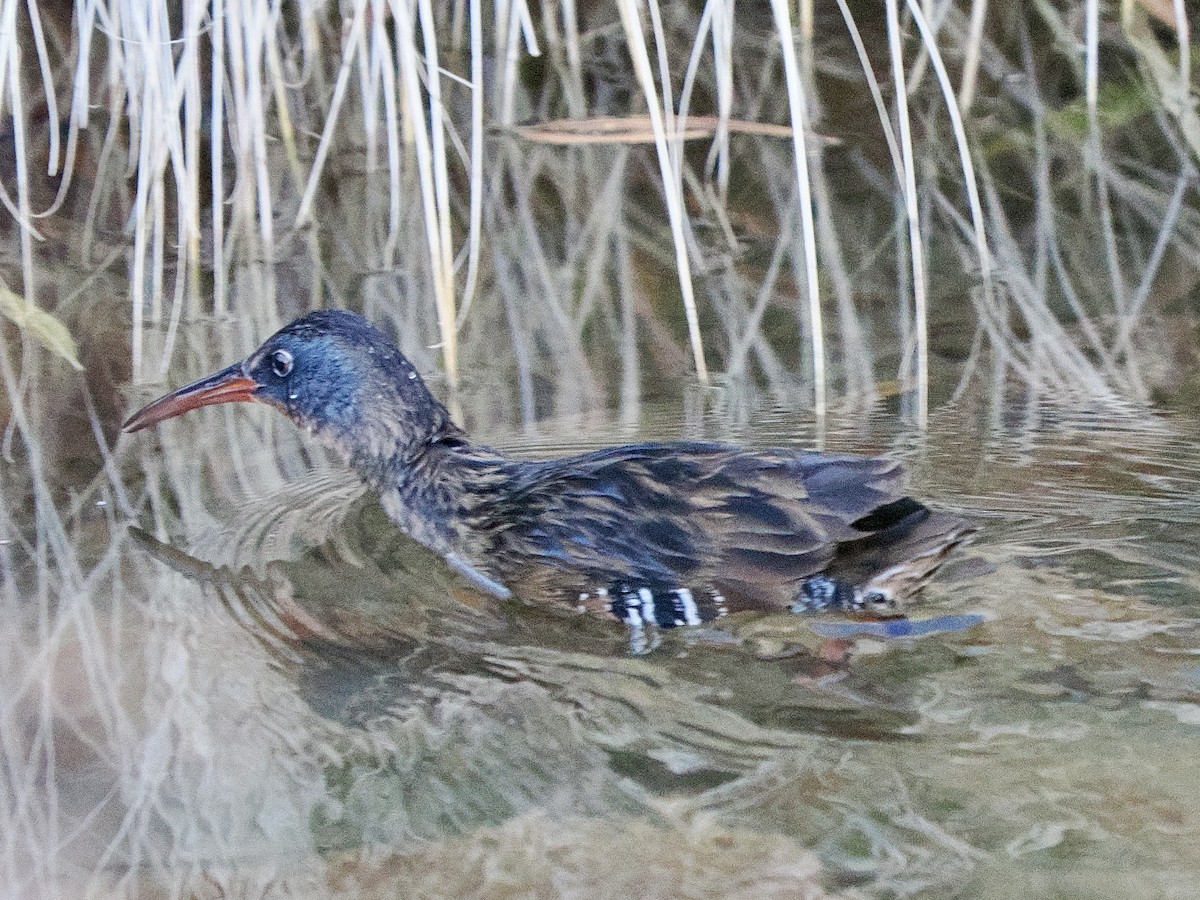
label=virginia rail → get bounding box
[124,311,974,638]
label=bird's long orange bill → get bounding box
[123,363,259,433]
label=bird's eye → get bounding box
[270,349,294,378]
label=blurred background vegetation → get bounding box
[4,3,1200,896]
[2,0,1197,441]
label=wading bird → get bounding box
[125,311,974,647]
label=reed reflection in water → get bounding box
[6,376,1200,897]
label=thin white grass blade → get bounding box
[147,0,187,336]
[1117,166,1191,347]
[25,0,59,176]
[81,36,126,266]
[0,0,9,118]
[769,0,824,414]
[571,152,629,327]
[491,0,542,126]
[211,0,227,314]
[361,3,380,178]
[810,150,873,400]
[150,170,164,325]
[971,169,1110,393]
[125,0,158,378]
[245,2,276,262]
[888,0,928,424]
[646,0,677,147]
[72,0,97,132]
[727,201,792,374]
[1172,0,1190,98]
[678,0,735,206]
[295,0,367,229]
[560,0,585,117]
[905,0,1008,416]
[1033,154,1097,352]
[505,159,597,401]
[491,0,508,115]
[1030,108,1127,390]
[958,0,989,111]
[27,12,90,222]
[265,11,305,188]
[456,0,486,325]
[835,0,903,193]
[616,226,641,422]
[905,1,992,289]
[677,1,714,149]
[265,18,325,312]
[515,0,541,57]
[1085,0,1100,114]
[616,0,708,381]
[392,0,457,388]
[499,2,522,126]
[0,0,46,244]
[711,0,734,199]
[1081,3,1127,316]
[181,0,203,320]
[449,0,466,49]
[931,182,1027,382]
[419,0,459,379]
[365,4,401,254]
[894,195,912,357]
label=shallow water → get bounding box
[6,365,1200,898]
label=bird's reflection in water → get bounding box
[128,481,983,749]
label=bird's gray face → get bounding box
[123,311,445,466]
[242,329,369,439]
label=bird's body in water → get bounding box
[124,311,975,644]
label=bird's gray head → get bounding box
[124,310,456,473]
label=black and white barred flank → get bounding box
[576,575,897,630]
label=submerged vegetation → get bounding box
[2,1,1200,896]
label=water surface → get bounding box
[7,370,1199,898]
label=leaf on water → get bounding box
[0,283,84,370]
[514,115,806,145]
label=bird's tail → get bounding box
[814,507,977,616]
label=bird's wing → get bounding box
[485,443,918,611]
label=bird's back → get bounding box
[472,443,973,626]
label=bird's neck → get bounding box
[350,414,513,561]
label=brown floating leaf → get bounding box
[515,114,806,145]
